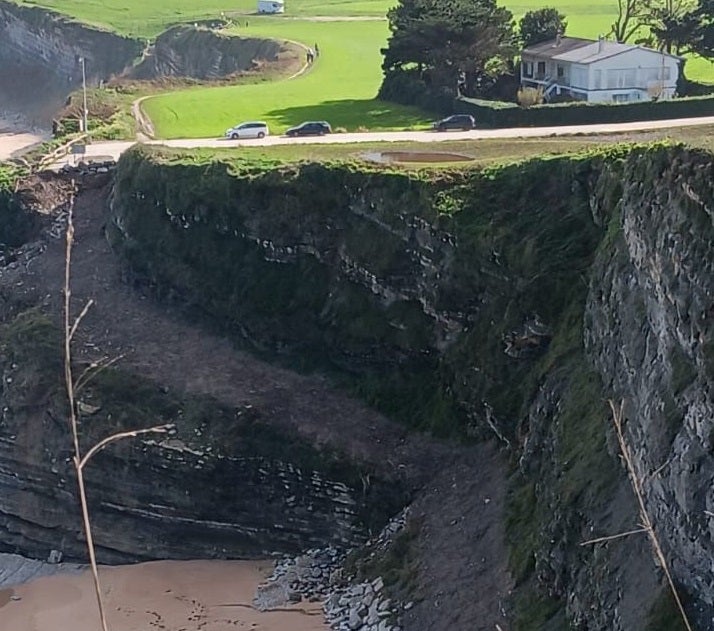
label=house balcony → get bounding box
[522,74,572,87]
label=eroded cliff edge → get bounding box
[0,1,298,128]
[106,145,714,630]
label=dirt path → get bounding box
[0,175,514,630]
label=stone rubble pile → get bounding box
[253,546,345,611]
[323,576,400,631]
[59,159,116,176]
[365,507,408,553]
[254,508,411,631]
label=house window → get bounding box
[556,64,564,78]
[613,93,630,102]
[571,67,586,88]
[523,61,533,77]
[537,61,546,77]
[594,69,601,89]
[646,66,672,82]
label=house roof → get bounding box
[522,36,683,65]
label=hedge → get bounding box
[453,93,714,128]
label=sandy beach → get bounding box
[0,559,328,631]
[0,114,48,161]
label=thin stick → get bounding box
[63,201,176,631]
[75,354,126,394]
[608,400,693,631]
[580,527,649,546]
[64,202,110,631]
[79,425,173,471]
[68,298,94,342]
[646,458,672,483]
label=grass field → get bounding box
[11,0,395,37]
[14,0,714,81]
[142,19,431,138]
[10,0,714,140]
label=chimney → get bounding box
[555,32,562,46]
[598,34,605,53]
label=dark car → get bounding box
[432,114,475,131]
[285,121,332,137]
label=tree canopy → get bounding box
[381,0,517,97]
[609,0,713,58]
[519,8,567,48]
[682,0,714,57]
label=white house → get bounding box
[257,0,285,13]
[520,36,683,103]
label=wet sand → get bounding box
[0,114,48,160]
[0,559,328,631]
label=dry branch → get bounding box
[63,197,175,631]
[580,400,693,631]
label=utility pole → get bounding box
[80,57,88,133]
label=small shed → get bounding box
[257,0,285,13]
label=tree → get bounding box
[647,0,698,53]
[381,0,517,99]
[519,8,567,48]
[687,0,714,57]
[609,0,698,50]
[611,0,650,42]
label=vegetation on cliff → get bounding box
[107,142,713,629]
[0,165,36,252]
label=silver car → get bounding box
[225,121,270,139]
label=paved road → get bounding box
[37,114,714,168]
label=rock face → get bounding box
[0,0,142,124]
[130,25,293,81]
[0,309,406,563]
[109,145,714,629]
[584,151,714,626]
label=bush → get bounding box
[454,93,714,128]
[516,86,544,107]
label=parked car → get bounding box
[285,121,332,137]
[432,114,475,131]
[225,121,269,139]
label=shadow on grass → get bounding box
[266,98,432,131]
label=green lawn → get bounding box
[11,0,396,37]
[12,0,714,81]
[10,0,714,140]
[142,19,431,138]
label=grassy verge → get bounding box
[150,125,714,169]
[0,163,25,192]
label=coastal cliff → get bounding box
[104,144,714,630]
[0,0,142,124]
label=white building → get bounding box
[257,0,285,13]
[520,36,682,103]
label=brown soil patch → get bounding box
[365,151,474,164]
[386,151,474,163]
